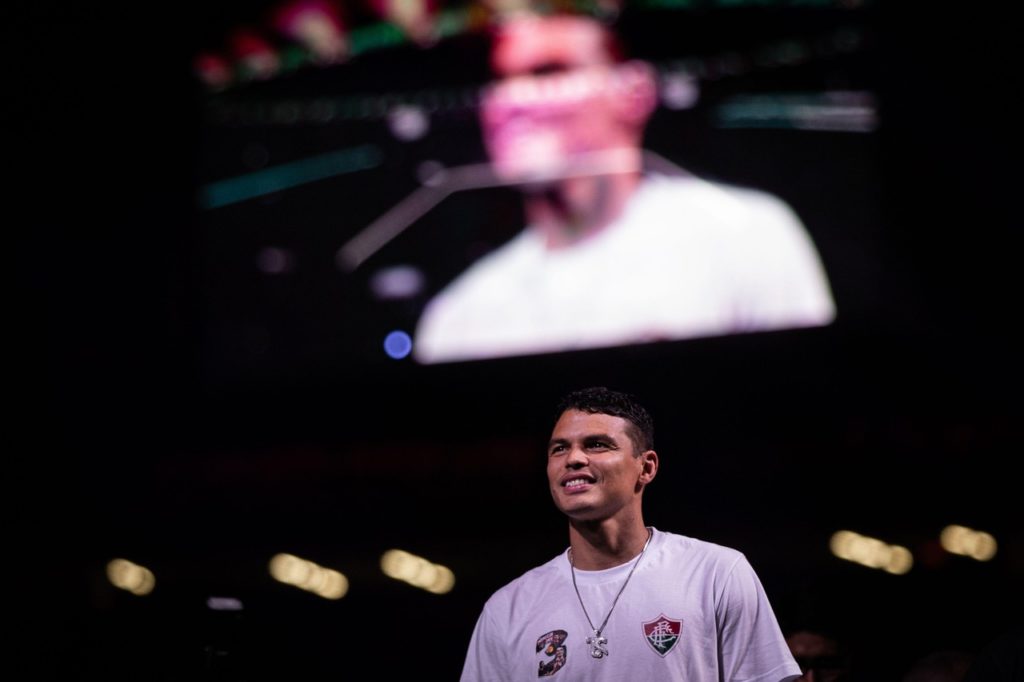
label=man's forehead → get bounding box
[551,409,630,437]
[491,16,615,76]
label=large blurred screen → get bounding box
[197,0,880,379]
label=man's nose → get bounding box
[565,446,588,467]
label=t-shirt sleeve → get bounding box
[460,600,510,682]
[715,556,802,682]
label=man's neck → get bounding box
[526,170,641,250]
[568,515,651,571]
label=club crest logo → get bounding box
[536,629,568,677]
[642,614,682,656]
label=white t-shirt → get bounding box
[415,174,835,364]
[460,528,801,682]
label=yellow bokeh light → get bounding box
[380,549,410,579]
[410,558,439,587]
[939,525,998,561]
[269,553,303,584]
[829,530,856,559]
[132,569,156,596]
[940,525,968,553]
[106,558,155,596]
[829,531,911,576]
[380,549,455,594]
[317,570,350,599]
[860,537,888,568]
[426,565,456,594]
[969,532,997,561]
[301,564,327,591]
[398,555,422,582]
[884,546,914,575]
[270,553,348,599]
[106,558,132,588]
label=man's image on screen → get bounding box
[413,11,836,364]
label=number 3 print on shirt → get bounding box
[536,629,568,676]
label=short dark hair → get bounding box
[555,386,654,454]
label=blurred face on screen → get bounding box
[481,15,655,184]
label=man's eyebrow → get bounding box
[584,433,619,444]
[547,433,620,448]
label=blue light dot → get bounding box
[384,330,413,360]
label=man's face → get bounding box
[481,16,644,183]
[546,409,649,522]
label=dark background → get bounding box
[16,1,1021,680]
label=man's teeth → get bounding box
[565,479,590,488]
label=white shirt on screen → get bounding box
[414,173,835,364]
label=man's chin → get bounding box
[555,501,604,523]
[492,161,566,188]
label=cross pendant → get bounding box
[586,631,609,658]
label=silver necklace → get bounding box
[569,528,653,659]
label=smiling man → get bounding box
[460,387,801,681]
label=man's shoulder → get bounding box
[653,529,747,570]
[416,228,538,321]
[488,551,565,599]
[499,548,565,585]
[412,227,542,362]
[639,173,797,220]
[450,228,541,286]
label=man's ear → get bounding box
[613,60,658,126]
[638,449,658,485]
